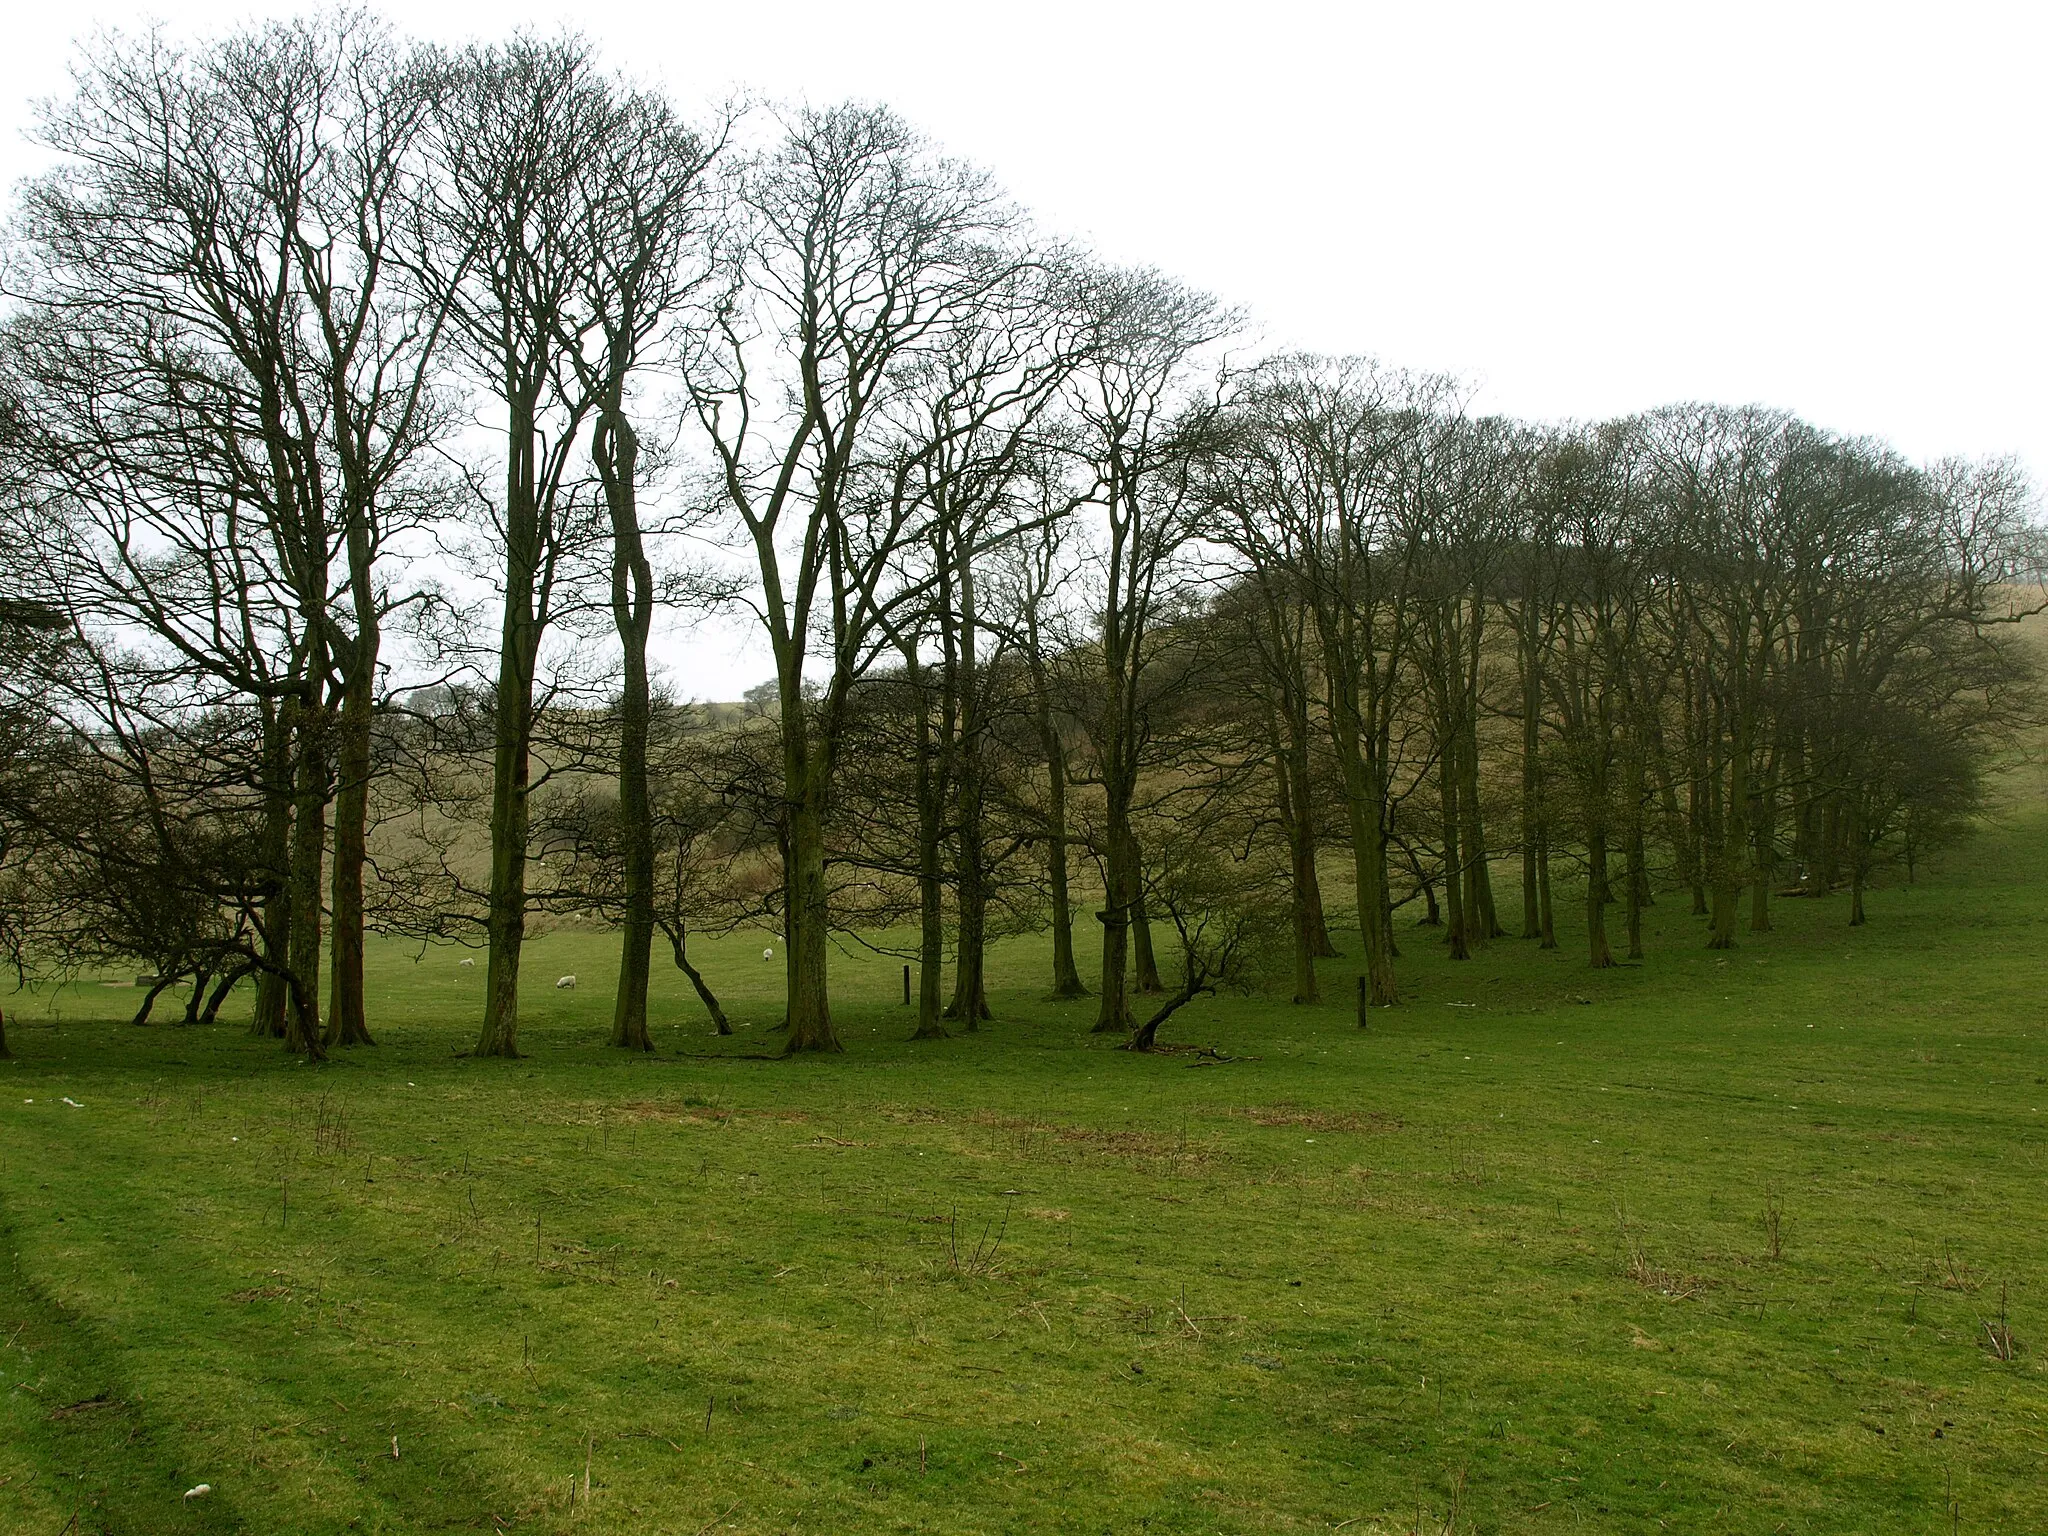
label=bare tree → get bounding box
[1057,267,1231,1035]
[555,86,718,1050]
[682,103,1027,1052]
[418,36,616,1057]
[7,20,454,1054]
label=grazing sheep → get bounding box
[459,958,475,968]
[762,947,774,961]
[555,975,577,990]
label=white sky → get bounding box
[4,0,2043,699]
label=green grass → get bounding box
[3,822,2048,1535]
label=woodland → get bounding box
[0,21,2037,1066]
[3,17,2048,1536]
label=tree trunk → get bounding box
[1460,611,1502,941]
[1438,728,1470,960]
[1749,777,1774,933]
[182,967,209,1026]
[1272,729,1321,1003]
[326,659,376,1048]
[911,662,948,1040]
[252,705,293,1039]
[945,754,989,1026]
[946,564,990,1025]
[1125,982,1208,1053]
[130,976,175,1028]
[1518,616,1544,939]
[0,1006,10,1059]
[477,391,546,1060]
[1848,803,1868,926]
[200,966,248,1025]
[1625,745,1648,961]
[1093,813,1135,1033]
[326,441,382,1050]
[284,694,329,1059]
[1586,820,1615,969]
[1708,731,1747,950]
[600,413,656,1053]
[1335,729,1399,1008]
[781,781,840,1053]
[1131,887,1163,995]
[1033,680,1086,999]
[662,922,729,1034]
[1687,748,1711,916]
[1044,761,1084,998]
[1536,825,1556,950]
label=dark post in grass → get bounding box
[903,965,912,1006]
[1356,975,1370,1029]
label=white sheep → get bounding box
[458,957,475,968]
[762,947,774,962]
[555,975,577,990]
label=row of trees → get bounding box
[0,18,2037,1062]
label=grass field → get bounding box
[2,818,2046,1535]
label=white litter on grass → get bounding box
[183,1484,212,1501]
[61,1097,82,1108]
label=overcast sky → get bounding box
[4,0,2041,697]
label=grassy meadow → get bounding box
[2,818,2047,1534]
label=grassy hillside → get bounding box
[1,817,2045,1533]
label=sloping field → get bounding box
[1,818,2045,1533]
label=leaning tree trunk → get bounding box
[1125,979,1209,1054]
[130,976,175,1028]
[199,965,248,1025]
[662,922,730,1034]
